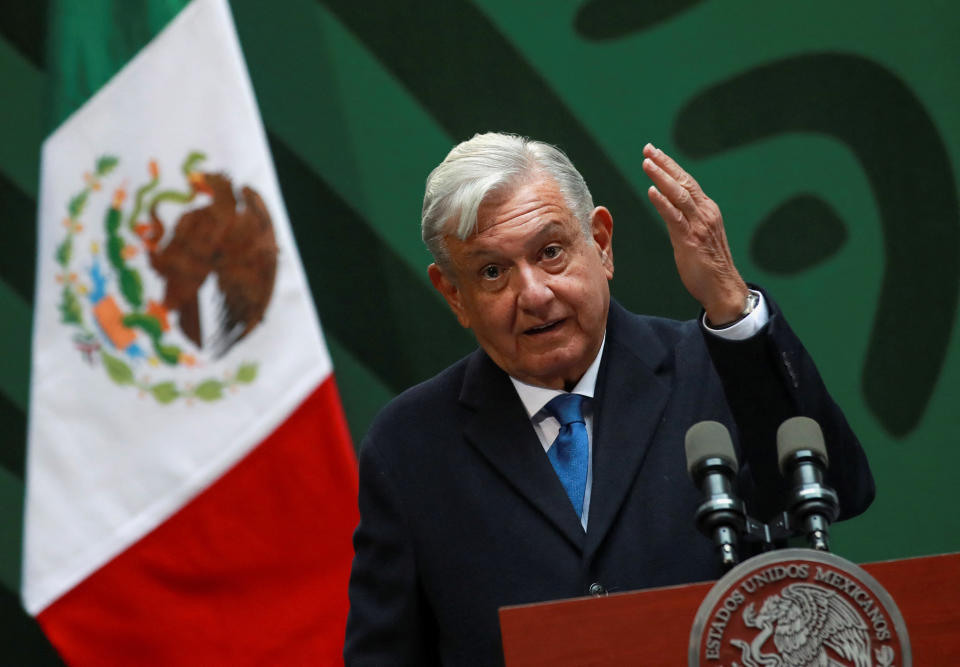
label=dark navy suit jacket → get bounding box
[344,296,874,666]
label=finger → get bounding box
[644,144,704,201]
[647,185,688,238]
[643,157,699,218]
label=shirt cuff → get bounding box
[701,290,769,341]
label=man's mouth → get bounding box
[524,319,564,335]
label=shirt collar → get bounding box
[509,334,606,420]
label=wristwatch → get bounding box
[742,290,759,317]
[708,290,759,329]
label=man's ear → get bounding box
[428,263,471,328]
[591,206,614,279]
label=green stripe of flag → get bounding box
[46,0,189,130]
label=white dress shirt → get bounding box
[508,291,769,530]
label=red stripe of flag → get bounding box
[38,376,358,665]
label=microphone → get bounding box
[685,421,746,568]
[776,417,840,551]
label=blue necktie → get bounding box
[545,394,589,518]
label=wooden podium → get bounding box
[499,552,959,666]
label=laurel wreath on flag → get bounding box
[56,154,259,404]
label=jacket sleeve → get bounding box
[699,287,875,522]
[344,437,439,666]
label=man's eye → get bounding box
[481,265,501,280]
[542,245,562,260]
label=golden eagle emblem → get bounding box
[733,583,872,667]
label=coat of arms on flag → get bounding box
[22,0,359,663]
[54,148,279,404]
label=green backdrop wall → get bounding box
[2,0,958,661]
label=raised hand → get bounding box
[642,143,749,325]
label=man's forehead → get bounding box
[455,219,568,258]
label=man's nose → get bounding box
[515,264,554,312]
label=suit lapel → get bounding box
[460,351,586,551]
[584,303,674,560]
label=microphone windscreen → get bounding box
[685,421,738,477]
[776,416,828,473]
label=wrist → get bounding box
[705,288,756,328]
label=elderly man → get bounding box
[344,133,873,665]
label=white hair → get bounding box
[421,132,595,269]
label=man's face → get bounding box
[428,175,614,389]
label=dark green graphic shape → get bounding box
[574,0,705,39]
[0,171,33,486]
[318,0,695,319]
[268,134,475,393]
[0,171,36,303]
[0,0,46,68]
[0,587,66,667]
[0,392,25,481]
[750,194,848,275]
[674,53,959,437]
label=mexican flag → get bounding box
[22,0,359,663]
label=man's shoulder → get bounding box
[396,351,475,409]
[608,300,701,351]
[360,349,482,453]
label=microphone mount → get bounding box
[690,454,747,568]
[685,417,842,570]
